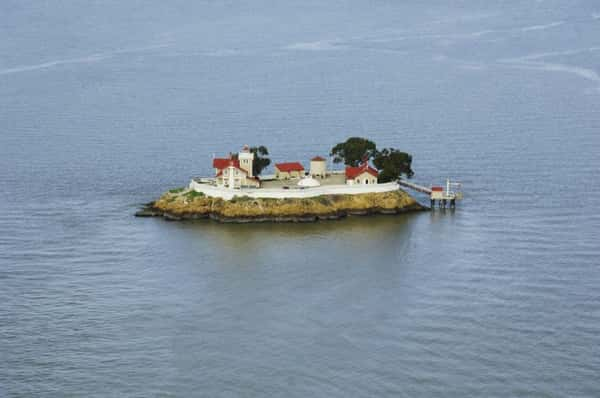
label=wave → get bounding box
[284,40,346,51]
[358,19,567,45]
[203,48,241,57]
[0,54,108,75]
[502,46,600,62]
[0,44,169,76]
[520,21,564,32]
[499,47,600,86]
[458,63,486,71]
[511,62,600,83]
[281,18,572,56]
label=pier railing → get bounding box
[397,179,432,194]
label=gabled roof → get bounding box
[213,158,240,170]
[311,156,326,161]
[215,160,247,177]
[345,162,378,179]
[275,162,305,172]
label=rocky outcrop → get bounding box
[136,189,427,223]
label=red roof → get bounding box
[275,162,305,172]
[345,162,378,179]
[311,156,326,161]
[431,186,443,191]
[213,158,240,170]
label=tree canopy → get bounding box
[250,145,270,176]
[330,137,414,181]
[329,137,377,167]
[373,148,414,182]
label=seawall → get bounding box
[188,179,402,200]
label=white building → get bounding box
[345,162,379,185]
[215,160,260,189]
[309,156,327,178]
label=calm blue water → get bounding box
[2,1,600,396]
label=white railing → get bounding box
[397,178,432,194]
[188,180,400,200]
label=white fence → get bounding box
[188,179,400,200]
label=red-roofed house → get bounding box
[213,157,240,174]
[215,159,260,189]
[275,162,305,179]
[345,162,378,185]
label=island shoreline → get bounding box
[136,189,428,223]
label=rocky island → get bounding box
[136,188,425,223]
[136,137,433,223]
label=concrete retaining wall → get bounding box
[188,179,400,200]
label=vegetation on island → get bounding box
[373,148,414,181]
[329,137,414,182]
[330,137,378,166]
[250,146,271,176]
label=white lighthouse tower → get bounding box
[238,145,254,177]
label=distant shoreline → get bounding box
[136,189,427,223]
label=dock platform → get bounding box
[398,178,463,208]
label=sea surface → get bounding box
[2,1,600,397]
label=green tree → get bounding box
[329,137,377,166]
[250,145,271,176]
[373,148,414,182]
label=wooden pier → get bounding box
[398,178,463,208]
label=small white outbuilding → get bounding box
[297,176,321,188]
